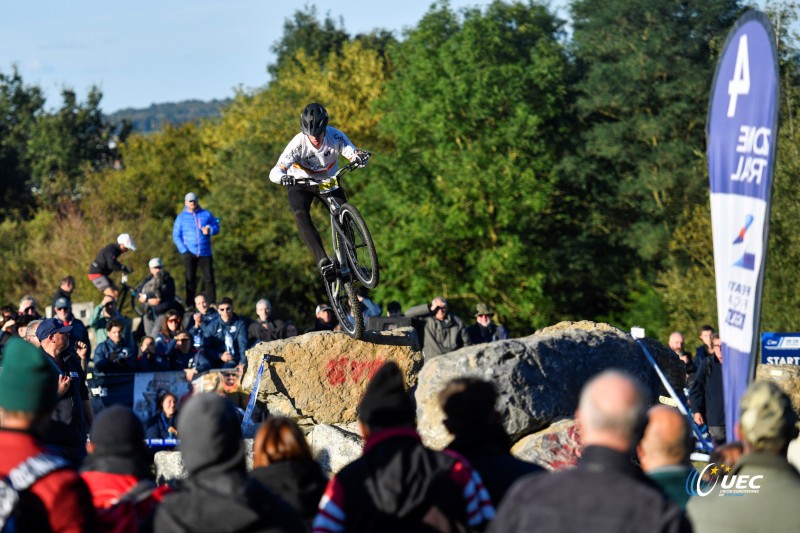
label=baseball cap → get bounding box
[36,317,73,341]
[148,257,163,268]
[475,303,494,317]
[54,297,71,310]
[185,192,199,202]
[117,233,136,251]
[315,304,332,315]
[740,380,799,450]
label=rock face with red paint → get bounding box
[415,320,685,450]
[511,419,582,470]
[242,327,423,425]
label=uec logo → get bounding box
[686,463,763,497]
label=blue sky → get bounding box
[1,1,783,114]
[3,0,562,113]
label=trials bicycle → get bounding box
[290,151,379,340]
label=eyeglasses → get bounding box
[713,343,722,349]
[175,338,189,343]
[152,266,162,270]
[218,307,231,312]
[55,307,68,311]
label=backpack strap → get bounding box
[0,453,68,529]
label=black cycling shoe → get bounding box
[319,257,336,283]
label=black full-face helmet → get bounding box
[300,103,329,138]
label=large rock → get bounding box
[416,321,686,449]
[154,440,256,485]
[756,364,800,419]
[511,418,582,471]
[309,423,363,476]
[242,328,422,425]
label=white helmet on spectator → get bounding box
[117,233,136,251]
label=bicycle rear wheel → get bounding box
[324,273,364,340]
[339,203,379,289]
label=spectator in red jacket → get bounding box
[81,405,170,532]
[0,337,96,532]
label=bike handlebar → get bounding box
[291,150,371,186]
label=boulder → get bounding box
[309,423,363,476]
[242,328,422,425]
[511,418,582,471]
[416,321,686,449]
[154,440,255,485]
[756,364,800,419]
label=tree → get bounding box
[0,67,45,218]
[28,87,127,210]
[268,5,350,77]
[554,0,742,325]
[368,0,572,333]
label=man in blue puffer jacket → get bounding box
[172,191,220,305]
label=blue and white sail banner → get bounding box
[707,10,779,443]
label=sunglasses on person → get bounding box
[218,307,231,312]
[168,318,180,323]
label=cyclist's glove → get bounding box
[280,175,295,187]
[353,151,369,168]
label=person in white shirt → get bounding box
[269,103,367,281]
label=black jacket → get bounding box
[690,355,725,427]
[445,424,544,504]
[250,459,327,521]
[154,395,304,533]
[320,427,493,532]
[88,243,127,276]
[489,446,691,533]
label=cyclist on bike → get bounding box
[269,103,367,281]
[87,233,136,300]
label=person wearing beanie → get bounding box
[37,317,94,467]
[154,394,305,532]
[0,337,96,532]
[688,380,800,532]
[439,377,543,504]
[312,362,495,532]
[81,405,170,532]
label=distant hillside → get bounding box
[106,98,231,133]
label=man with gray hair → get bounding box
[248,298,284,345]
[687,380,800,531]
[491,371,691,532]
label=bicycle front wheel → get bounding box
[340,203,379,289]
[324,276,364,340]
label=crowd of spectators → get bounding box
[2,328,798,532]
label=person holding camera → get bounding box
[93,319,136,374]
[172,191,220,305]
[136,257,179,337]
[406,296,472,358]
[88,295,134,347]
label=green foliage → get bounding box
[0,67,45,217]
[366,0,571,334]
[269,5,350,77]
[2,1,799,344]
[552,0,743,324]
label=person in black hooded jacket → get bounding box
[153,394,305,533]
[251,416,328,523]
